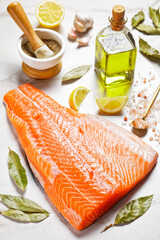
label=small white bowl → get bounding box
[17,28,65,70]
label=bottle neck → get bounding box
[109,16,127,31]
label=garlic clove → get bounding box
[73,12,94,33]
[77,37,91,46]
[68,27,78,40]
[73,19,86,32]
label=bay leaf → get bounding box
[136,23,160,34]
[139,38,160,58]
[131,10,145,27]
[8,148,28,191]
[149,6,160,28]
[62,65,91,82]
[0,195,47,213]
[114,195,153,224]
[101,195,153,233]
[1,209,49,222]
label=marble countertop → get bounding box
[0,0,160,239]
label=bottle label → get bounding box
[98,33,133,54]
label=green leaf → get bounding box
[8,148,28,191]
[139,38,160,58]
[1,209,49,222]
[62,65,91,81]
[0,195,47,213]
[115,195,153,224]
[136,23,160,34]
[149,7,160,28]
[101,195,153,233]
[131,10,145,27]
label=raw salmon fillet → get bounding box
[3,83,158,230]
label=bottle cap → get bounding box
[112,5,125,23]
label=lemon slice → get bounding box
[96,96,128,113]
[69,86,90,111]
[36,0,65,28]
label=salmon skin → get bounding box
[3,83,158,231]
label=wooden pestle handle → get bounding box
[7,1,44,51]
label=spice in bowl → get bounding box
[22,39,61,58]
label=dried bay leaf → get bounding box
[149,6,160,28]
[136,23,160,34]
[139,38,160,59]
[0,195,47,213]
[1,209,49,222]
[62,65,91,82]
[131,10,145,27]
[8,148,28,191]
[132,8,160,34]
[114,195,153,224]
[101,195,153,233]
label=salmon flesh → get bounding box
[3,83,158,230]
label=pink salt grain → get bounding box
[124,116,128,121]
[149,137,153,141]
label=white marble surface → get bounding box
[0,0,160,239]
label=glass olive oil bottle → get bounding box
[95,5,137,93]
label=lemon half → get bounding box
[69,86,90,111]
[96,96,128,113]
[36,0,65,28]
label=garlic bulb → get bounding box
[73,12,94,33]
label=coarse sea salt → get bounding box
[122,71,160,145]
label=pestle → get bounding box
[7,1,54,59]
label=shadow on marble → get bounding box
[97,109,123,116]
[37,24,62,33]
[140,53,160,64]
[62,78,80,85]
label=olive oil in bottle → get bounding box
[95,5,137,93]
